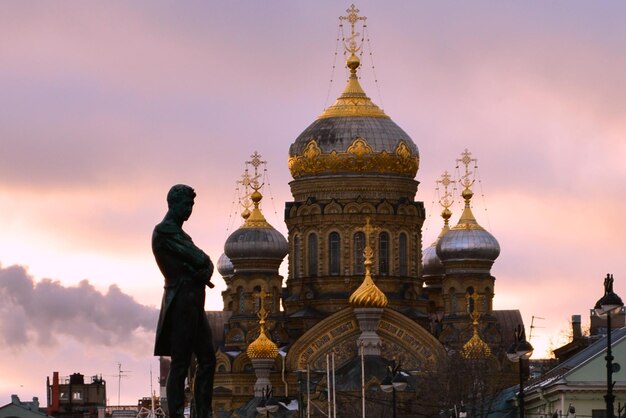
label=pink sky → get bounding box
[1,1,626,406]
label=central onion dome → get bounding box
[288,53,419,180]
[224,190,288,272]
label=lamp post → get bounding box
[256,387,279,418]
[506,324,533,418]
[594,273,624,418]
[380,362,408,418]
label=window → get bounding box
[353,232,365,275]
[293,235,301,278]
[72,392,82,401]
[378,232,389,275]
[308,233,318,277]
[328,232,340,275]
[399,232,408,275]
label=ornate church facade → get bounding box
[161,5,523,417]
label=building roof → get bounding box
[525,326,626,393]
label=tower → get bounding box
[284,5,425,340]
[222,152,289,351]
[437,149,501,348]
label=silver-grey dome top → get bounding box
[217,252,234,278]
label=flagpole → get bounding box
[361,340,365,418]
[306,363,310,418]
[332,351,337,418]
[327,353,331,418]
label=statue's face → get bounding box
[170,195,194,222]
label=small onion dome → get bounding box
[349,250,388,308]
[246,327,278,360]
[348,274,388,308]
[422,242,444,277]
[224,191,288,272]
[462,327,492,360]
[436,189,499,270]
[288,53,419,180]
[216,253,234,278]
[422,208,452,279]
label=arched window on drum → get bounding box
[378,231,389,275]
[399,232,408,276]
[307,233,318,277]
[353,231,365,275]
[328,232,341,276]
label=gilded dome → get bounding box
[462,328,492,360]
[349,228,388,309]
[217,253,234,278]
[246,328,279,360]
[288,54,419,179]
[224,192,288,266]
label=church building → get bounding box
[161,5,524,417]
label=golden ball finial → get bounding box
[441,207,452,221]
[251,190,263,204]
[346,53,360,72]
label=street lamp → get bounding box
[380,362,408,418]
[506,324,533,418]
[594,273,624,418]
[256,387,279,418]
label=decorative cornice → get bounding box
[288,138,419,178]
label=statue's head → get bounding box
[166,184,196,222]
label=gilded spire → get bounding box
[241,152,272,229]
[246,288,279,360]
[462,292,491,359]
[453,149,482,231]
[349,218,388,308]
[318,5,387,120]
[437,170,455,236]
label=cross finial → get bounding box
[339,4,367,54]
[437,170,455,210]
[457,148,477,191]
[246,151,266,191]
[255,287,272,324]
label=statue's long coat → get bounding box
[152,220,213,356]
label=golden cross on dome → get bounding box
[437,170,455,210]
[339,4,367,54]
[255,288,272,324]
[457,148,477,191]
[246,151,266,191]
[466,292,482,326]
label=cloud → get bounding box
[0,264,158,351]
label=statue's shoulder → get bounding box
[153,220,182,236]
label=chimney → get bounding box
[572,314,582,339]
[47,372,60,415]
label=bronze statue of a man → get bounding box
[153,184,215,418]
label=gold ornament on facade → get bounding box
[247,288,279,360]
[349,218,388,308]
[288,138,419,178]
[462,292,491,359]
